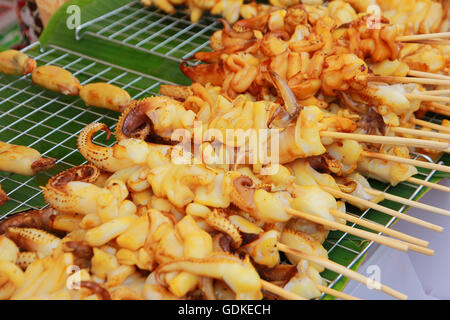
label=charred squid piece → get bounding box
[0,142,56,176]
[0,207,58,235]
[220,18,255,45]
[232,14,270,33]
[180,60,226,87]
[230,176,292,223]
[62,241,94,269]
[116,96,196,143]
[5,227,61,258]
[308,154,343,175]
[239,230,280,268]
[0,50,36,76]
[254,263,297,284]
[42,164,101,214]
[268,71,302,128]
[190,208,243,249]
[79,281,112,300]
[358,107,387,136]
[78,123,145,172]
[116,100,152,141]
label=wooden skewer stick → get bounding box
[407,177,450,193]
[390,126,450,141]
[413,119,450,134]
[315,284,361,300]
[420,89,450,96]
[260,280,306,300]
[329,209,429,248]
[322,186,443,232]
[364,188,450,218]
[319,131,450,150]
[428,106,450,118]
[277,243,408,300]
[405,39,450,45]
[284,207,409,252]
[408,70,450,81]
[361,150,450,174]
[405,93,450,104]
[428,102,450,112]
[331,210,434,256]
[396,32,450,41]
[364,75,450,86]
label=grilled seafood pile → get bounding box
[181,3,449,125]
[0,83,436,300]
[0,0,449,302]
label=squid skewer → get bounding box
[364,188,450,218]
[0,142,56,176]
[413,119,450,134]
[322,186,443,232]
[407,177,450,194]
[277,243,407,300]
[389,127,450,141]
[361,151,450,174]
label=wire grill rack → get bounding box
[75,1,220,63]
[0,1,447,298]
[0,42,171,216]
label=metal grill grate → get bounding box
[76,1,220,63]
[0,1,448,298]
[0,42,171,217]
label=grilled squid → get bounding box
[156,253,263,300]
[357,145,418,186]
[31,65,81,96]
[78,122,168,172]
[0,50,36,76]
[80,83,132,112]
[0,142,55,176]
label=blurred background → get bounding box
[0,0,69,49]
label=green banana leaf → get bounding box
[0,0,448,299]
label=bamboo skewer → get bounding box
[322,186,443,232]
[408,70,450,81]
[396,32,450,41]
[364,188,450,218]
[429,102,450,112]
[413,119,450,134]
[429,106,450,118]
[420,89,450,96]
[284,207,409,252]
[405,93,450,104]
[390,126,450,141]
[361,150,450,174]
[405,39,450,46]
[363,75,450,86]
[277,243,408,300]
[329,209,429,248]
[330,210,433,256]
[407,177,450,193]
[260,280,306,300]
[319,131,450,150]
[315,284,361,300]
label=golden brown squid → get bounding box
[0,142,55,176]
